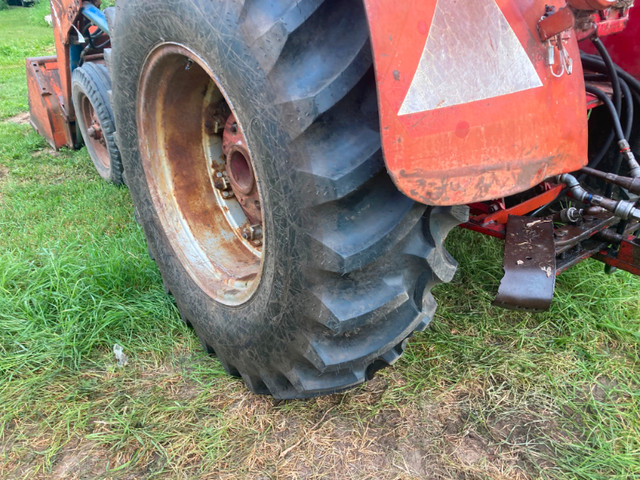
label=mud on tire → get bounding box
[111,0,467,399]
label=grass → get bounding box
[1,3,640,479]
[0,2,55,119]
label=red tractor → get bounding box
[27,0,640,398]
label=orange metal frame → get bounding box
[26,56,73,149]
[26,0,99,149]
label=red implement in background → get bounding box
[26,56,72,149]
[26,0,84,149]
[363,0,588,206]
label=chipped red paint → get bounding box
[363,0,588,205]
[575,7,630,41]
[580,5,639,79]
[597,236,640,276]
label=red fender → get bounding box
[362,0,589,205]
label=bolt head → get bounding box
[249,225,263,240]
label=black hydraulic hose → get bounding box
[582,69,637,179]
[584,75,634,139]
[585,85,626,142]
[584,73,609,82]
[581,42,624,169]
[577,48,639,232]
[588,132,616,171]
[591,37,622,115]
[581,54,640,102]
[604,79,635,195]
[582,56,640,170]
[581,54,640,251]
[582,59,615,167]
[620,78,634,141]
[618,70,640,100]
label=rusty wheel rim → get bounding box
[80,94,110,169]
[137,44,265,306]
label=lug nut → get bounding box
[241,224,263,242]
[213,170,231,191]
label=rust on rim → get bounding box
[137,44,265,306]
[80,94,109,169]
[222,115,262,226]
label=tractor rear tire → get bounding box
[71,62,123,185]
[111,0,466,399]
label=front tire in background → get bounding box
[71,62,123,185]
[111,0,466,399]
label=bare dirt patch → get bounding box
[50,440,112,480]
[32,147,60,158]
[6,112,30,125]
[0,350,571,479]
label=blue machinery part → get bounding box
[70,4,109,73]
[81,3,109,35]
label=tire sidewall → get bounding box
[112,0,306,371]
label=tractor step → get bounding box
[494,215,556,311]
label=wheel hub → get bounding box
[221,115,262,226]
[80,96,109,168]
[137,43,265,306]
[87,118,103,141]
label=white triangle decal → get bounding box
[398,0,543,116]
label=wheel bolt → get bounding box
[213,170,231,191]
[241,224,263,242]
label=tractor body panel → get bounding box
[363,0,589,206]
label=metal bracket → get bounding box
[494,216,556,311]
